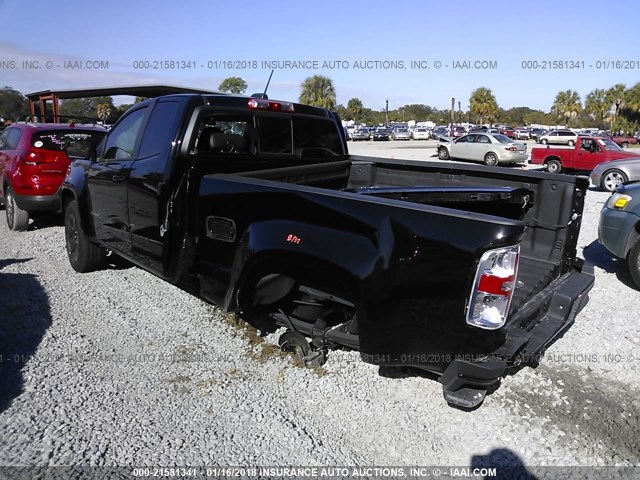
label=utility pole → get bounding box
[385,99,389,127]
[451,97,455,130]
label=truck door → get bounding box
[574,138,599,170]
[87,105,149,255]
[128,99,183,274]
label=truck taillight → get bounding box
[466,245,520,330]
[248,98,294,112]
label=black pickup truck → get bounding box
[61,93,594,409]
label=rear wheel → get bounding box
[601,169,628,192]
[65,199,106,273]
[546,159,562,173]
[484,152,499,166]
[5,187,29,231]
[438,147,450,160]
[621,142,629,148]
[628,239,640,289]
[567,140,575,147]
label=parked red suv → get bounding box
[0,123,106,230]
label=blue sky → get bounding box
[1,0,638,112]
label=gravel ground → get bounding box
[0,144,639,473]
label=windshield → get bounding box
[596,138,623,151]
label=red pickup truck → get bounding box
[610,135,638,148]
[529,136,638,173]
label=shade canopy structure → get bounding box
[26,85,221,123]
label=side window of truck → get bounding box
[102,107,148,160]
[138,101,181,158]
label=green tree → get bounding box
[0,86,28,119]
[551,90,581,126]
[60,96,115,122]
[469,87,499,125]
[218,77,248,94]
[584,89,610,126]
[606,83,626,129]
[346,98,363,122]
[620,82,640,127]
[299,75,336,109]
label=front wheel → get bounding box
[65,199,106,273]
[5,187,29,231]
[601,169,628,192]
[546,159,562,174]
[628,239,640,289]
[438,147,450,160]
[484,152,499,166]
[567,140,575,147]
[541,139,548,145]
[621,142,629,149]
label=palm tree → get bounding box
[469,87,499,125]
[620,82,640,128]
[606,83,626,130]
[584,89,609,126]
[299,75,336,109]
[346,98,363,123]
[551,90,581,126]
[96,103,114,124]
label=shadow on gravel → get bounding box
[471,448,537,479]
[28,212,64,231]
[582,240,640,290]
[0,258,52,413]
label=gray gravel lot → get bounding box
[0,142,639,472]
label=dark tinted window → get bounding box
[103,107,148,160]
[257,117,292,154]
[292,116,342,157]
[0,127,23,150]
[139,101,181,158]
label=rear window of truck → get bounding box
[194,114,343,158]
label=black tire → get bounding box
[546,159,562,174]
[601,169,628,192]
[628,239,640,289]
[541,139,548,145]
[5,187,29,231]
[621,142,629,149]
[438,147,450,160]
[65,199,106,273]
[567,140,575,147]
[484,152,499,166]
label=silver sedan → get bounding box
[437,133,528,166]
[590,156,640,191]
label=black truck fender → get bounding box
[60,160,97,237]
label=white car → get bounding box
[437,133,528,166]
[411,127,430,140]
[539,130,579,146]
[515,129,530,140]
[391,128,411,140]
